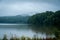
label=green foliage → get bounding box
[27,37,31,40]
[54,31,60,40]
[2,34,59,40]
[2,34,8,40]
[10,36,20,40]
[28,10,60,26]
[21,36,26,40]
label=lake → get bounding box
[0,23,55,39]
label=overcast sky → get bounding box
[0,0,60,16]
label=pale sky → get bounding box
[0,0,60,16]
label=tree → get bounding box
[28,10,60,26]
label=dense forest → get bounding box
[28,10,60,26]
[0,15,29,23]
[0,10,60,26]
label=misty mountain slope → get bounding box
[0,15,29,23]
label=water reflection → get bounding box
[0,24,59,40]
[29,25,58,34]
[29,25,59,38]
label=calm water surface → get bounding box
[0,23,55,39]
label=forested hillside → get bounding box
[28,10,60,26]
[0,10,60,26]
[0,15,29,23]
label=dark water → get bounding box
[0,23,56,39]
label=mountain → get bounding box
[0,15,30,23]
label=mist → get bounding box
[0,0,60,16]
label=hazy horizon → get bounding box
[0,0,60,16]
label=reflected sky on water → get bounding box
[0,23,57,39]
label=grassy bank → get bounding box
[1,34,60,40]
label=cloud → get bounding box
[0,0,60,16]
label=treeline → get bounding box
[28,10,60,26]
[0,10,60,25]
[0,15,29,23]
